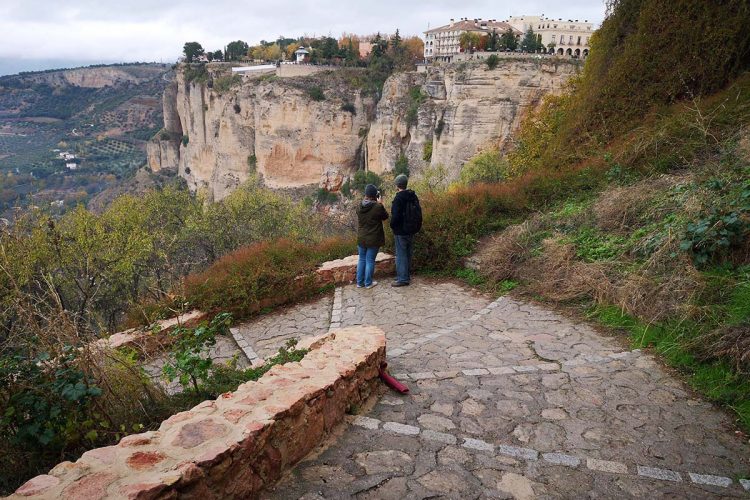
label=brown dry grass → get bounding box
[521,238,614,304]
[593,175,680,233]
[699,324,750,374]
[475,215,547,282]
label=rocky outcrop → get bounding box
[366,58,580,178]
[149,65,373,201]
[149,58,579,199]
[20,64,170,89]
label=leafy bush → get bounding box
[308,86,326,101]
[341,102,356,114]
[351,170,383,192]
[184,237,356,319]
[423,141,433,162]
[247,154,257,172]
[460,149,507,185]
[315,188,339,205]
[183,64,209,84]
[681,210,748,265]
[406,86,426,127]
[394,153,410,176]
[181,135,189,146]
[486,54,500,70]
[212,74,242,94]
[163,313,232,395]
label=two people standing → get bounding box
[356,174,422,289]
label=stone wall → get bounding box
[11,326,387,499]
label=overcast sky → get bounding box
[0,0,606,75]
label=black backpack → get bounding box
[402,194,423,234]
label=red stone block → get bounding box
[15,475,60,496]
[171,419,228,449]
[126,451,166,470]
[61,472,117,500]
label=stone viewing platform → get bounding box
[11,327,387,499]
[315,252,395,286]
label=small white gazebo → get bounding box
[294,46,310,63]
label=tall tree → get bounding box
[183,42,204,63]
[501,28,518,51]
[226,40,250,61]
[521,28,539,52]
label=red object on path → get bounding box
[379,362,409,393]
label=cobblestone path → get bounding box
[178,279,750,497]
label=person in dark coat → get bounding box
[389,174,420,286]
[356,184,388,288]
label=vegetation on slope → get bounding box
[404,0,750,430]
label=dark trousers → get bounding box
[394,234,414,284]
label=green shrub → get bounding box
[406,86,426,127]
[181,135,189,146]
[422,141,433,162]
[460,149,507,185]
[394,153,410,177]
[341,102,356,114]
[486,54,500,70]
[316,188,339,205]
[351,170,383,192]
[308,86,325,101]
[212,74,242,94]
[163,313,231,395]
[183,64,209,84]
[247,154,257,172]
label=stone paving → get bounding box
[255,278,750,499]
[144,278,750,497]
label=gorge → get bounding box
[147,58,580,201]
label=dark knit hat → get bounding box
[364,184,379,198]
[395,174,408,189]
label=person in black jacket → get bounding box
[356,184,389,289]
[389,174,420,287]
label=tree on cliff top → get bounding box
[226,40,250,61]
[520,28,539,52]
[183,42,204,63]
[500,28,518,51]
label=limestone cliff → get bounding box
[149,65,373,201]
[366,59,580,178]
[149,58,579,199]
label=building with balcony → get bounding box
[508,15,594,57]
[423,18,520,62]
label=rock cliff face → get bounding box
[149,66,373,201]
[149,59,579,199]
[366,59,580,177]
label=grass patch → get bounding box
[455,268,486,286]
[565,227,626,262]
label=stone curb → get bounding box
[349,415,744,491]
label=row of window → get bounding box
[550,35,589,45]
[537,23,592,30]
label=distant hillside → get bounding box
[0,63,173,215]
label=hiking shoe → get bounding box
[365,281,378,289]
[356,283,364,288]
[391,281,410,287]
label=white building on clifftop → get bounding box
[507,15,594,57]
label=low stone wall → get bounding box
[11,326,387,499]
[275,64,331,78]
[316,252,395,285]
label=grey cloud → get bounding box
[0,0,605,64]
